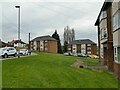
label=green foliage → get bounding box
[2,52,118,88]
[52,30,62,53]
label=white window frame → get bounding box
[45,48,48,51]
[100,28,108,40]
[87,44,91,46]
[100,11,107,21]
[114,47,120,63]
[87,47,91,50]
[113,9,120,31]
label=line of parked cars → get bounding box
[64,52,99,59]
[0,47,30,58]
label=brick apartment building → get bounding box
[31,35,57,53]
[95,0,120,79]
[68,39,97,55]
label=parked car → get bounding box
[64,53,69,56]
[78,53,87,57]
[19,49,28,56]
[72,53,78,56]
[0,47,17,58]
[89,55,99,59]
[64,52,73,56]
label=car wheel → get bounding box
[14,53,17,57]
[4,54,8,58]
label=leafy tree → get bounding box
[52,30,62,53]
[64,41,68,52]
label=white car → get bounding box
[72,53,78,56]
[64,53,69,56]
[19,49,28,56]
[0,47,17,58]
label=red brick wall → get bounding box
[91,44,97,55]
[48,40,57,53]
[114,62,120,79]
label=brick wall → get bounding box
[114,62,120,79]
[48,40,57,53]
[91,44,97,55]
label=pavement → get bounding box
[0,53,37,61]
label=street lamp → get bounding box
[15,6,20,58]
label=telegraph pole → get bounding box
[28,33,31,55]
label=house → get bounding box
[7,40,27,48]
[31,35,57,53]
[68,39,97,55]
[95,0,120,79]
[0,40,6,48]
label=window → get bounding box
[100,48,103,58]
[114,47,120,63]
[40,41,43,48]
[113,9,120,31]
[45,40,48,42]
[45,43,48,47]
[68,48,71,50]
[100,11,107,21]
[100,28,108,39]
[40,48,43,51]
[87,51,91,54]
[87,47,91,50]
[45,48,48,51]
[73,48,76,50]
[87,44,91,46]
[114,47,117,60]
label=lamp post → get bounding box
[15,6,20,58]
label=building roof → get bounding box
[95,0,112,26]
[31,35,57,41]
[8,40,26,45]
[0,40,6,47]
[69,39,96,45]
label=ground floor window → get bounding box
[100,48,103,58]
[114,47,120,63]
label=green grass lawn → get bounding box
[2,52,119,88]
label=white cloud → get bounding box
[1,1,103,44]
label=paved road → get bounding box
[0,53,37,61]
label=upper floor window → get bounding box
[100,11,107,21]
[45,48,48,51]
[45,40,48,42]
[100,28,108,39]
[87,47,91,50]
[113,9,120,31]
[87,44,91,46]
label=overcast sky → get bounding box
[0,0,105,45]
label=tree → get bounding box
[64,41,68,52]
[52,30,62,53]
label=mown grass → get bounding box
[2,52,119,88]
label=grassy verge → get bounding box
[2,52,118,88]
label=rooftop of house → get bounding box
[69,39,96,45]
[8,40,26,45]
[0,40,6,45]
[31,35,57,41]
